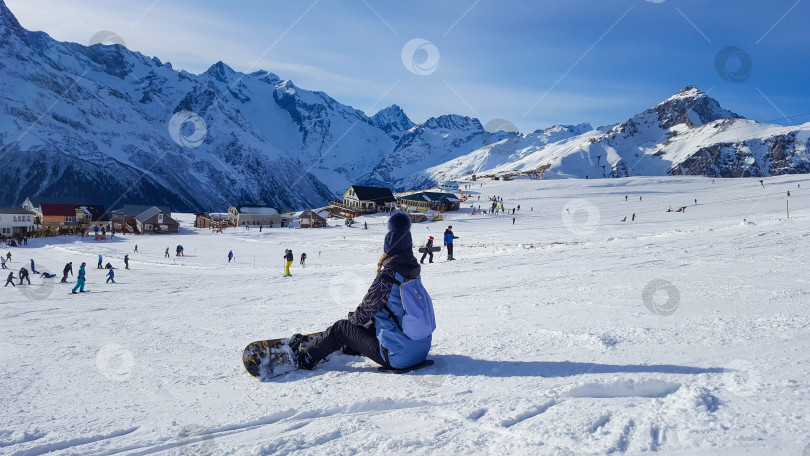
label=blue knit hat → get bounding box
[384,212,413,256]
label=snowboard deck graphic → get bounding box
[378,359,435,374]
[417,247,441,253]
[243,332,322,380]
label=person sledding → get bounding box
[289,211,435,372]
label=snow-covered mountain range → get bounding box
[1,0,808,211]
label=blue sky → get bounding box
[7,0,810,132]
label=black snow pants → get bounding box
[306,319,391,369]
[420,250,433,263]
[446,243,454,260]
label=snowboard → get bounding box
[417,246,441,253]
[242,332,322,380]
[378,359,435,374]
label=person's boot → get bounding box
[289,334,317,370]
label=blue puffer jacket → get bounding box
[348,253,429,369]
[374,272,432,368]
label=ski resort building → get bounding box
[228,206,289,228]
[23,198,109,225]
[194,213,228,229]
[299,210,328,228]
[396,191,462,213]
[135,207,180,234]
[336,186,396,214]
[0,208,36,238]
[438,181,460,193]
[111,205,172,234]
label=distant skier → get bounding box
[759,180,765,188]
[5,252,10,261]
[632,213,636,221]
[625,195,628,202]
[512,217,515,225]
[18,267,30,285]
[0,256,6,269]
[106,268,115,284]
[124,254,129,269]
[787,190,791,197]
[420,236,435,264]
[134,244,138,253]
[228,250,234,263]
[4,271,15,287]
[621,216,627,222]
[165,248,169,258]
[71,263,86,294]
[300,252,307,266]
[443,226,458,261]
[283,249,294,277]
[97,255,103,269]
[61,262,73,283]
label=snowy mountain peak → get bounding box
[371,105,415,134]
[0,0,25,38]
[423,114,482,131]
[647,86,743,129]
[204,61,237,83]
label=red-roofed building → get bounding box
[41,204,79,226]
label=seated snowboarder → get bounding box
[291,211,434,371]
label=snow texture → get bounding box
[2,174,809,455]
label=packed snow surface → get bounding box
[1,175,810,455]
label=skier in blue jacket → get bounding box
[443,226,459,261]
[292,211,430,371]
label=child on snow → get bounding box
[4,271,15,287]
[106,268,115,284]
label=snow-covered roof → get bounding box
[235,206,279,215]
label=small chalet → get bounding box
[40,204,79,226]
[194,212,228,229]
[340,186,396,214]
[0,208,36,238]
[396,191,461,213]
[299,210,328,228]
[228,206,288,227]
[438,181,460,193]
[135,207,179,233]
[112,204,172,233]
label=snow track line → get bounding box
[11,427,138,456]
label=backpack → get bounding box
[384,274,436,341]
[399,277,436,340]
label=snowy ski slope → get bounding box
[1,175,809,455]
